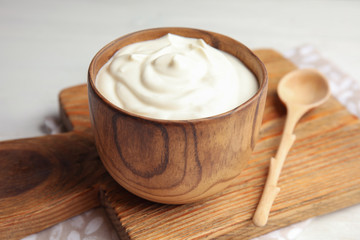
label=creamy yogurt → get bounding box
[95,33,258,120]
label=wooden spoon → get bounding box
[253,69,331,227]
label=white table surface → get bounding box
[1,0,360,239]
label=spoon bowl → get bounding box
[278,69,330,107]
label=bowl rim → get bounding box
[88,27,268,124]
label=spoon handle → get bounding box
[253,105,307,227]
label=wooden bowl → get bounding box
[88,27,268,204]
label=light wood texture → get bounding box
[87,27,268,204]
[0,49,360,240]
[253,69,331,226]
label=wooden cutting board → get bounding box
[1,49,360,240]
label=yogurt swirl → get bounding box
[95,33,258,120]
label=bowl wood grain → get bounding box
[88,27,268,204]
